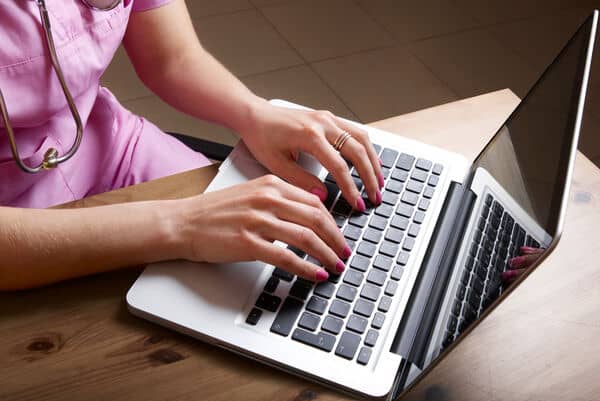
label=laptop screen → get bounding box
[470,15,593,236]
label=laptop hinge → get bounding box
[390,181,476,369]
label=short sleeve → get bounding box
[132,0,174,12]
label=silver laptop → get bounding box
[127,12,597,400]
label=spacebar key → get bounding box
[270,297,303,336]
[292,328,336,352]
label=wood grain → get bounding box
[1,89,597,401]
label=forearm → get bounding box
[0,201,180,291]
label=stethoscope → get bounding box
[0,0,122,174]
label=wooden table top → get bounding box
[2,89,599,401]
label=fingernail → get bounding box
[520,246,540,254]
[310,187,327,202]
[316,268,329,281]
[502,270,519,281]
[378,157,383,166]
[378,172,385,189]
[342,245,352,259]
[355,197,366,213]
[509,256,525,269]
[375,190,382,205]
[335,260,346,273]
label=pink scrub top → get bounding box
[0,0,211,209]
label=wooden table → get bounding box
[2,89,599,401]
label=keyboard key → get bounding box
[333,213,346,228]
[344,225,362,241]
[367,269,387,286]
[396,203,414,218]
[364,329,379,347]
[386,180,404,194]
[492,201,504,217]
[329,299,351,318]
[432,163,443,175]
[372,312,385,329]
[329,272,341,283]
[352,176,364,192]
[289,279,312,300]
[363,228,383,244]
[372,143,382,154]
[306,296,328,315]
[357,242,377,258]
[373,254,393,271]
[406,180,424,194]
[384,227,404,244]
[447,315,458,333]
[256,292,282,312]
[336,331,361,359]
[271,297,303,336]
[415,158,433,171]
[379,241,399,257]
[391,265,404,280]
[391,168,409,182]
[264,276,279,293]
[418,199,430,211]
[354,299,375,317]
[423,186,435,199]
[314,281,336,299]
[349,213,368,228]
[402,237,415,251]
[246,308,262,326]
[343,269,364,287]
[321,315,344,335]
[407,223,420,238]
[411,169,428,183]
[292,329,335,352]
[369,215,388,231]
[378,296,392,312]
[350,254,370,272]
[360,284,381,302]
[324,181,340,209]
[357,347,372,365]
[413,211,425,224]
[347,314,368,334]
[385,280,398,296]
[333,199,352,215]
[428,175,439,187]
[273,267,294,282]
[380,148,399,168]
[337,284,358,302]
[374,204,394,218]
[396,153,415,171]
[397,252,409,266]
[401,192,419,206]
[381,167,391,179]
[390,215,409,230]
[382,192,399,205]
[298,312,320,331]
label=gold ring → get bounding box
[333,131,352,152]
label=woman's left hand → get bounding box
[239,99,384,212]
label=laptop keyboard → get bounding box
[245,144,444,366]
[442,193,541,348]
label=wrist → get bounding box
[230,94,271,138]
[147,199,188,262]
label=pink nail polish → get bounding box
[335,260,346,273]
[356,197,366,213]
[520,246,539,254]
[378,172,385,189]
[310,187,327,202]
[502,270,518,281]
[316,268,329,281]
[509,256,525,269]
[342,245,352,259]
[375,190,382,205]
[378,157,383,166]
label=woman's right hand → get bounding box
[173,174,351,281]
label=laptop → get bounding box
[126,12,597,399]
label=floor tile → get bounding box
[192,9,302,77]
[250,0,293,6]
[410,28,538,99]
[313,46,458,122]
[488,8,589,77]
[260,0,394,62]
[101,46,151,102]
[122,95,239,146]
[185,0,253,18]
[357,0,481,43]
[579,110,600,160]
[452,0,577,25]
[242,65,356,120]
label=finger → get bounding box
[269,154,329,203]
[254,239,330,282]
[335,117,384,189]
[300,131,364,212]
[520,246,544,255]
[502,268,525,283]
[338,134,381,205]
[508,253,541,269]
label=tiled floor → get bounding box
[102,0,600,166]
